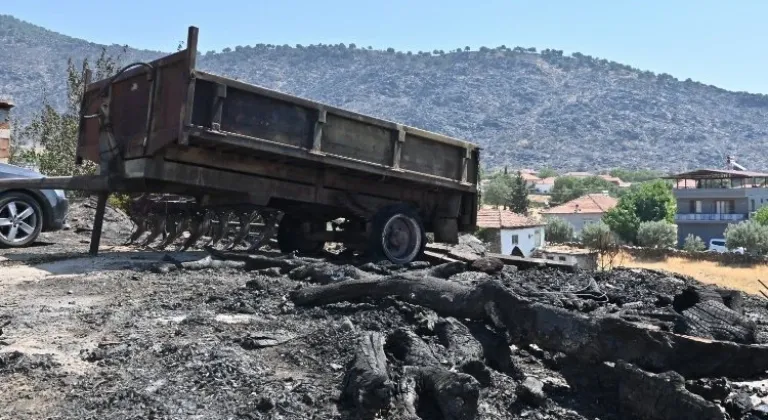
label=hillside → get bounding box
[2,14,768,172]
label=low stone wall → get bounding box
[556,242,768,266]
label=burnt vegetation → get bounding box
[5,208,768,420]
[3,14,768,171]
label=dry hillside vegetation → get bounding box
[3,14,768,171]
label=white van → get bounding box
[708,238,727,252]
[708,238,745,254]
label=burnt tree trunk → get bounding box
[292,277,768,379]
[341,332,394,419]
[384,327,480,420]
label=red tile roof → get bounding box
[537,177,556,185]
[477,207,544,229]
[541,193,618,215]
[520,172,541,182]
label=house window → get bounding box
[690,200,702,213]
[715,200,734,214]
[510,234,519,245]
[752,199,756,212]
[558,256,566,261]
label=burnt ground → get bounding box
[2,199,768,419]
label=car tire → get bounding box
[0,192,43,248]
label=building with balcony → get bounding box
[665,169,768,247]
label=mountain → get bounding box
[2,14,768,173]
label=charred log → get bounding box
[673,285,725,313]
[608,361,725,420]
[398,366,480,420]
[385,328,437,366]
[435,318,484,364]
[341,332,394,419]
[151,255,247,273]
[675,300,756,344]
[293,277,768,379]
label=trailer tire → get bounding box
[277,214,326,255]
[368,204,426,264]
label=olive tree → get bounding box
[545,217,573,243]
[636,221,677,248]
[724,220,768,255]
[682,234,706,252]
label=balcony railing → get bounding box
[675,213,747,222]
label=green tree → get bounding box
[602,179,676,244]
[724,220,768,255]
[537,167,557,179]
[545,217,573,243]
[682,234,706,252]
[602,201,641,244]
[636,220,676,248]
[482,172,513,206]
[625,180,676,223]
[550,176,617,206]
[14,47,126,177]
[508,171,529,213]
[753,207,768,226]
[608,168,665,183]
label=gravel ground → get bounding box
[2,199,768,420]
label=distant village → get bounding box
[475,161,767,263]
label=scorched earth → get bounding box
[2,198,768,420]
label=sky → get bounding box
[5,0,768,94]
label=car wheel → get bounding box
[0,192,43,248]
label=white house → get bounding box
[540,193,618,236]
[476,206,545,257]
[534,177,556,194]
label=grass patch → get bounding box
[618,251,768,296]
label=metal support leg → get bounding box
[90,193,109,256]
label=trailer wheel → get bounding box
[369,204,426,264]
[277,214,326,254]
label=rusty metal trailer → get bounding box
[2,26,480,264]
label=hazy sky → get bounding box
[6,0,768,94]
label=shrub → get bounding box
[545,217,573,243]
[636,220,676,248]
[754,206,768,226]
[682,234,706,252]
[581,221,620,271]
[581,221,616,250]
[724,220,768,255]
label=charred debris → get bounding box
[141,238,768,420]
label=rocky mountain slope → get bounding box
[2,14,768,172]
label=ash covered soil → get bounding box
[3,199,768,419]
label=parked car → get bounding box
[0,163,69,247]
[708,238,745,254]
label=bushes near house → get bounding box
[544,217,573,243]
[724,220,768,255]
[581,221,616,250]
[682,234,706,252]
[636,220,676,248]
[602,179,676,244]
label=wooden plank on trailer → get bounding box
[447,249,480,262]
[423,251,460,265]
[425,243,454,253]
